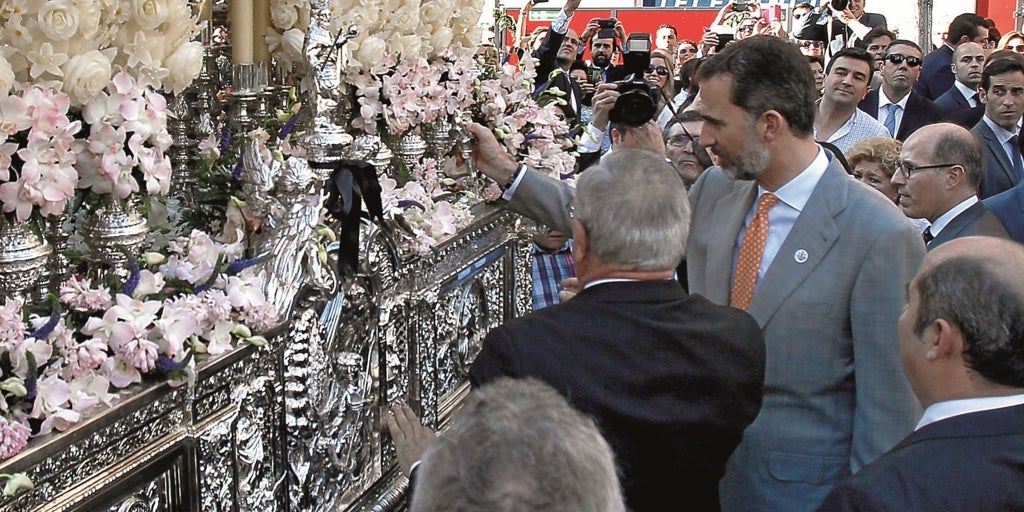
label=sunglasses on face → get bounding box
[884,53,922,67]
[1006,44,1024,53]
[800,41,823,48]
[646,65,670,76]
[680,47,699,54]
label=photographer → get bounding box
[792,0,887,58]
[577,17,630,83]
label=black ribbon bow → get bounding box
[319,159,386,279]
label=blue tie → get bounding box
[1011,135,1024,180]
[883,104,899,137]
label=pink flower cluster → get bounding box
[380,158,474,256]
[0,86,81,221]
[74,71,173,199]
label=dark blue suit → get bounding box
[983,180,1024,243]
[817,403,1024,512]
[934,84,974,119]
[858,90,944,141]
[914,44,954,100]
[470,280,766,512]
[533,30,582,121]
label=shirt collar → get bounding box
[916,394,1024,430]
[928,195,978,236]
[757,146,829,212]
[582,277,640,290]
[532,239,572,255]
[953,80,978,103]
[879,89,911,109]
[983,114,1018,144]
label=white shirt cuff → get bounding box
[579,124,606,154]
[502,164,529,201]
[551,9,572,34]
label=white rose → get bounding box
[63,50,113,106]
[132,0,171,31]
[420,1,443,27]
[391,5,418,34]
[76,1,103,39]
[394,34,422,60]
[271,3,299,31]
[163,41,203,95]
[355,36,386,68]
[280,28,306,67]
[0,56,14,96]
[37,0,81,41]
[459,26,483,50]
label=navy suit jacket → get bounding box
[983,180,1024,243]
[946,104,985,129]
[972,118,1021,199]
[858,90,943,141]
[934,84,974,118]
[914,44,954,100]
[927,201,1009,250]
[817,403,1024,512]
[470,280,766,512]
[533,29,583,121]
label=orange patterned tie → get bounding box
[730,193,779,310]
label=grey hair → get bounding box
[574,150,690,271]
[411,378,625,512]
[913,241,1024,388]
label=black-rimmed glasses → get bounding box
[895,161,957,179]
[667,124,701,151]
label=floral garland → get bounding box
[0,228,274,462]
[0,0,203,104]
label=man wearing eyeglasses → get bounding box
[934,42,986,121]
[916,13,989,101]
[859,40,943,141]
[891,123,1007,250]
[971,58,1024,199]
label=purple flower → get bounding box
[219,125,231,151]
[225,255,266,275]
[28,304,62,341]
[155,352,192,374]
[277,111,302,141]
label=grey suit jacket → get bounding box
[927,201,1009,250]
[687,157,924,512]
[972,119,1021,199]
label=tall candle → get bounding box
[199,0,212,23]
[230,0,255,64]
[253,0,271,63]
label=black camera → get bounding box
[587,66,602,84]
[609,34,659,127]
[598,18,616,40]
[830,0,850,10]
[732,1,749,12]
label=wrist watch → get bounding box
[501,163,528,191]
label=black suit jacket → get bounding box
[934,84,974,118]
[470,280,765,512]
[792,12,886,50]
[858,90,943,141]
[914,44,954,100]
[817,403,1024,511]
[983,180,1024,243]
[947,103,985,129]
[927,201,1009,250]
[533,29,582,121]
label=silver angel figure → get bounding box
[244,141,336,319]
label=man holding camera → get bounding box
[532,0,584,122]
[792,0,887,58]
[578,17,630,84]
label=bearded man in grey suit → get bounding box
[469,35,925,512]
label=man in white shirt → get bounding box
[817,236,1024,511]
[890,123,1008,250]
[971,58,1024,198]
[813,47,890,154]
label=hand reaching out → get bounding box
[384,404,437,478]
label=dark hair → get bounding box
[827,47,875,83]
[886,39,923,55]
[947,13,987,45]
[658,24,678,37]
[861,27,896,48]
[678,56,704,93]
[981,57,1024,91]
[806,54,824,68]
[914,254,1024,388]
[696,36,816,137]
[569,60,589,73]
[794,2,813,9]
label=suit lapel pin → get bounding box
[794,249,809,264]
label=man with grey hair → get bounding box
[817,236,1024,510]
[468,148,766,512]
[890,123,1007,249]
[408,378,625,512]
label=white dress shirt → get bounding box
[953,80,979,108]
[877,90,910,136]
[916,394,1024,430]
[928,195,977,238]
[982,114,1023,173]
[733,147,829,288]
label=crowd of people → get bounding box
[383,1,1024,511]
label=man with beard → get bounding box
[532,0,584,121]
[971,58,1024,198]
[813,47,890,154]
[859,40,944,141]
[578,18,629,83]
[934,42,986,121]
[467,38,924,512]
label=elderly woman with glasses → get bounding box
[645,49,677,128]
